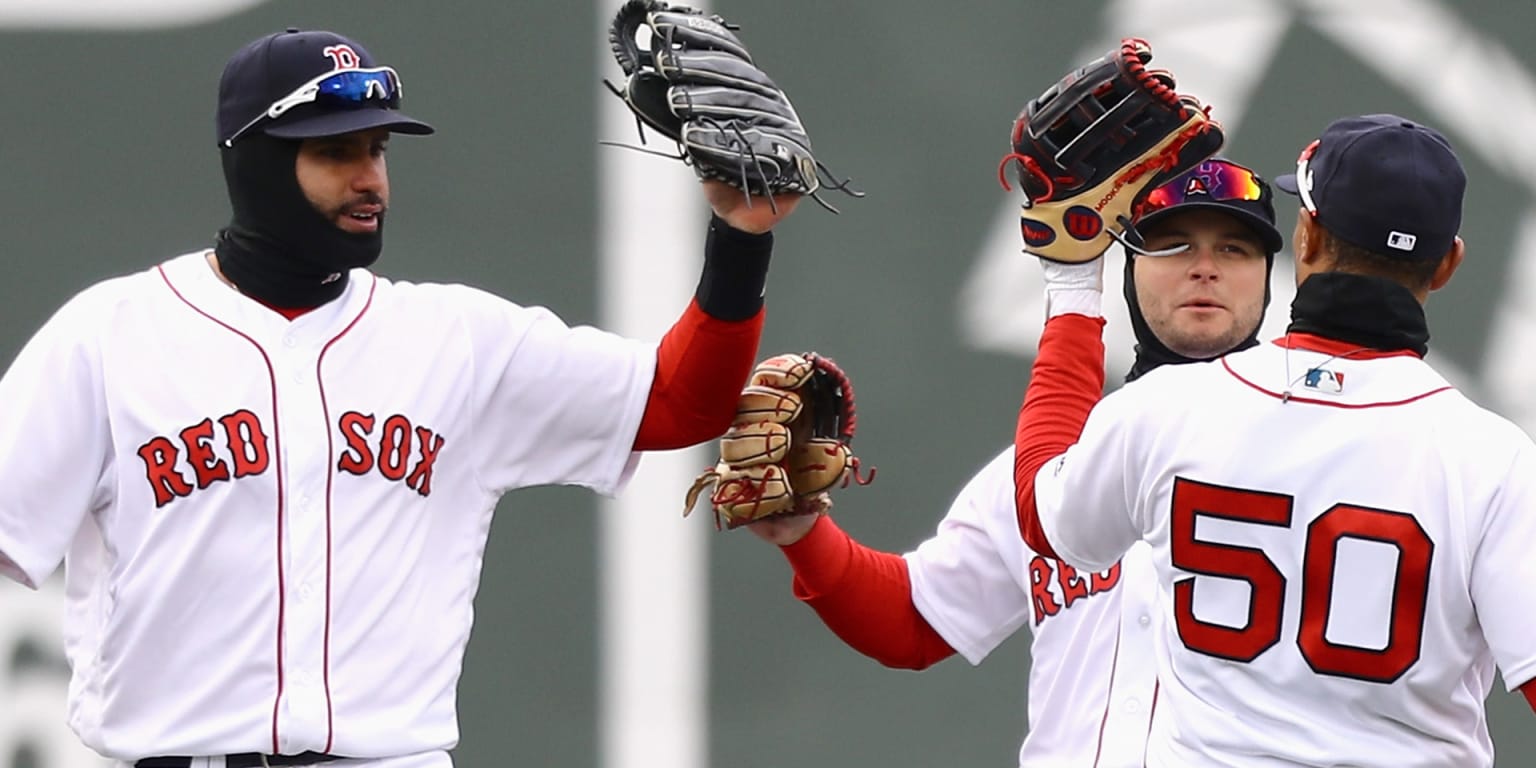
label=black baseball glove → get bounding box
[605,0,861,211]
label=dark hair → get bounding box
[1318,225,1441,293]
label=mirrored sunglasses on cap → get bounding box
[222,66,403,147]
[1136,159,1267,218]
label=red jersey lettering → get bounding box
[180,418,232,489]
[335,411,446,497]
[337,412,376,475]
[1056,561,1090,609]
[406,427,445,496]
[1090,562,1122,593]
[219,409,270,478]
[138,436,194,508]
[1029,556,1063,624]
[378,415,412,481]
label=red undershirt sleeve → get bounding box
[1523,679,1536,713]
[632,299,763,451]
[778,515,955,670]
[1013,313,1107,560]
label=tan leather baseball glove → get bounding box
[683,352,872,529]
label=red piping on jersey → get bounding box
[1014,314,1109,561]
[314,274,377,752]
[158,264,289,754]
[1220,357,1454,409]
[1091,617,1123,768]
[633,301,764,451]
[1272,331,1423,359]
[778,516,955,669]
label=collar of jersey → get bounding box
[1271,332,1422,360]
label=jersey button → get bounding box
[1125,698,1141,714]
[1139,615,1150,627]
[299,583,314,601]
[283,335,298,348]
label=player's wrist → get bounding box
[779,515,853,591]
[1038,257,1105,318]
[695,214,773,321]
[1038,256,1105,290]
[1043,288,1104,319]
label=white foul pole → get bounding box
[596,3,710,768]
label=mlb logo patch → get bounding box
[1386,231,1417,251]
[1302,367,1345,394]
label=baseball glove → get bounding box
[683,352,873,530]
[604,0,861,212]
[998,38,1225,263]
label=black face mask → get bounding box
[1122,250,1275,382]
[214,134,383,309]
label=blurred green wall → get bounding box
[2,1,1534,766]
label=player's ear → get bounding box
[1427,236,1465,293]
[1291,212,1322,266]
[1291,212,1327,288]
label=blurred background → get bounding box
[3,0,1535,765]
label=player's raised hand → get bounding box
[704,179,802,234]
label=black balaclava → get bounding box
[1122,249,1274,382]
[214,133,383,309]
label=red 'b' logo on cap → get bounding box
[1064,206,1103,241]
[323,45,361,70]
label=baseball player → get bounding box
[1015,114,1536,767]
[0,28,803,768]
[749,159,1283,767]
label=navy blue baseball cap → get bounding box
[217,28,434,147]
[1133,158,1284,254]
[1275,114,1464,260]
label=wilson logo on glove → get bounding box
[683,352,874,530]
[1064,206,1104,240]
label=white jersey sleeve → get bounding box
[1030,387,1147,572]
[906,447,1033,663]
[451,287,655,497]
[907,445,1161,768]
[1468,428,1536,690]
[0,284,120,588]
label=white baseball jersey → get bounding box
[907,446,1159,768]
[0,252,656,764]
[1033,337,1536,767]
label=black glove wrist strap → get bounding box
[695,213,772,321]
